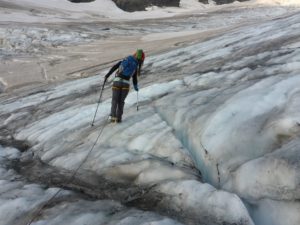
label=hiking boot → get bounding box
[117,118,122,123]
[110,117,117,123]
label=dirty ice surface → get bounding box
[0,0,208,22]
[1,0,300,225]
[1,0,298,92]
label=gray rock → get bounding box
[67,0,250,11]
[198,0,209,3]
[213,0,249,4]
[111,0,180,12]
[111,0,250,12]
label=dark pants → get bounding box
[111,81,130,121]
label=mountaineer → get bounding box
[105,49,145,123]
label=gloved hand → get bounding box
[134,84,139,92]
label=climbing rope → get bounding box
[26,119,109,225]
[27,80,108,225]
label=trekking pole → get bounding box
[136,91,139,111]
[91,79,106,126]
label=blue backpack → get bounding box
[119,56,138,77]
